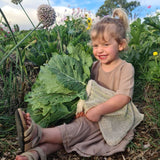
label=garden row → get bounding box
[0,8,160,134]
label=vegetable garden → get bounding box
[0,2,160,160]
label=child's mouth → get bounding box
[99,55,108,60]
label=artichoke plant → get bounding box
[37,4,56,28]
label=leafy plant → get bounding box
[121,14,160,101]
[25,44,93,127]
[144,53,160,85]
[22,17,90,66]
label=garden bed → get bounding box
[0,5,160,160]
[0,102,160,160]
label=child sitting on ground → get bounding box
[15,8,144,160]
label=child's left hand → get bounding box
[76,112,85,118]
[85,107,101,122]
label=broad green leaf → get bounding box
[39,65,72,94]
[67,43,93,78]
[25,45,93,127]
[48,54,87,99]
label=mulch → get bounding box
[0,103,160,160]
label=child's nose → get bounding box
[97,46,103,53]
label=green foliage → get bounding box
[25,44,93,127]
[145,55,160,85]
[121,14,160,118]
[24,30,57,66]
[22,17,90,66]
[96,0,140,18]
[0,14,91,128]
[1,7,160,132]
[119,14,160,128]
[0,65,18,110]
[144,13,160,29]
[0,23,15,47]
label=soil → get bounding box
[0,103,160,160]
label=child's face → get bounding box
[92,37,124,65]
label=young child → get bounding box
[15,8,144,160]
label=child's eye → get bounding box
[104,43,109,46]
[93,44,98,48]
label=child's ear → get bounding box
[118,39,127,51]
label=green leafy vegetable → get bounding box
[25,44,93,127]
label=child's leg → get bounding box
[15,142,62,160]
[40,127,63,144]
[22,111,63,145]
[15,110,64,159]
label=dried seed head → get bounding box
[37,4,56,28]
[11,0,23,5]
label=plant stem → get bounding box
[0,22,41,66]
[18,2,49,60]
[56,28,63,54]
[0,9,23,65]
[47,0,51,6]
[0,8,24,81]
[18,3,35,28]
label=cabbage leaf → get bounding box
[25,44,93,127]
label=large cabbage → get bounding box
[25,44,93,127]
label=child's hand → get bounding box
[85,107,101,122]
[76,112,85,119]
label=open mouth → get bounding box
[98,55,108,60]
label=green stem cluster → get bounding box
[0,8,24,81]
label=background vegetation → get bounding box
[96,0,140,19]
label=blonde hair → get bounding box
[90,8,129,49]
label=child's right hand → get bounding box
[85,107,101,122]
[76,112,85,119]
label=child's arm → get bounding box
[87,61,134,122]
[85,94,130,122]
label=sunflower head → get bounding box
[86,17,92,30]
[87,17,92,25]
[37,4,56,28]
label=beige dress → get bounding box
[91,60,134,98]
[58,60,144,157]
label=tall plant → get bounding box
[11,0,56,61]
[0,4,56,112]
[121,13,160,103]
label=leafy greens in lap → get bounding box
[25,44,93,127]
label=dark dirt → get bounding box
[0,103,160,160]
